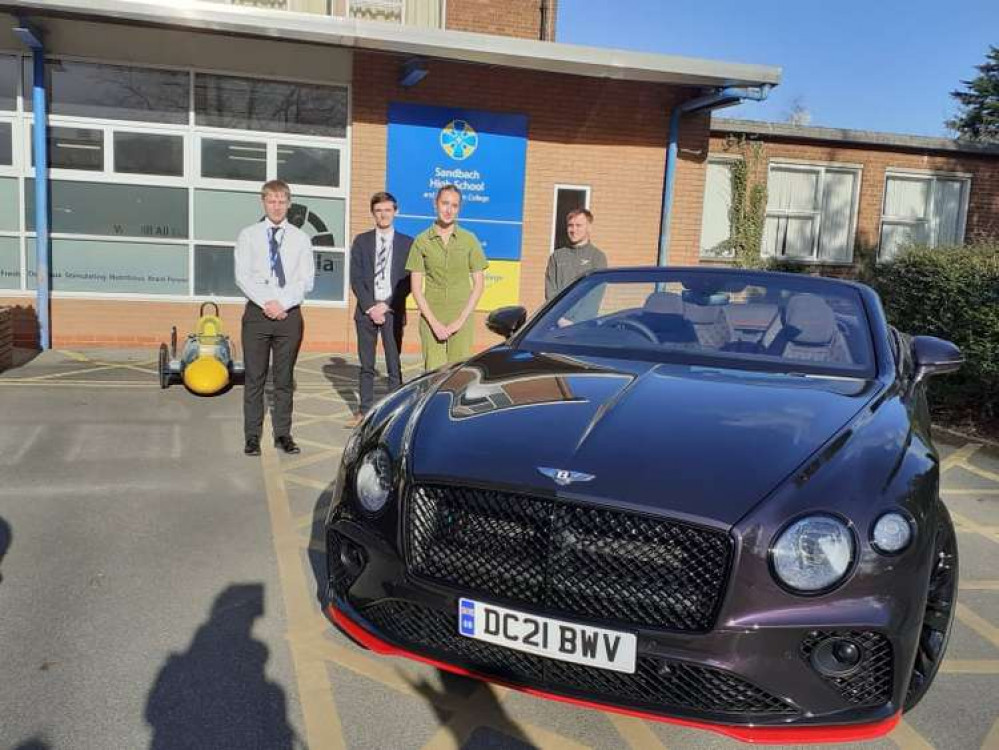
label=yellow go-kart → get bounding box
[159,302,244,394]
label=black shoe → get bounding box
[244,437,261,456]
[274,435,300,454]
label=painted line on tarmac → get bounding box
[943,489,999,496]
[284,474,332,493]
[940,443,982,472]
[889,719,935,750]
[0,379,153,387]
[982,718,999,750]
[951,510,999,545]
[961,462,999,484]
[939,659,999,674]
[961,580,999,591]
[955,603,999,649]
[260,416,347,750]
[606,713,668,750]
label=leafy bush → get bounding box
[867,241,999,423]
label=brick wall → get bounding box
[445,0,555,40]
[350,51,710,354]
[708,133,999,264]
[0,306,12,371]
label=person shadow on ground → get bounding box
[0,516,10,585]
[144,583,298,750]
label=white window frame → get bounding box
[763,159,862,264]
[699,154,740,259]
[6,53,352,306]
[549,183,591,255]
[878,168,971,261]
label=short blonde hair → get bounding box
[261,179,291,200]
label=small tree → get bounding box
[946,45,999,142]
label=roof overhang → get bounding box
[1,0,782,89]
[713,118,999,157]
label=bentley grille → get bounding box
[405,484,732,632]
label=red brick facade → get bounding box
[708,129,999,265]
[445,0,557,40]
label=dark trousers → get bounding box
[242,303,303,440]
[355,309,403,414]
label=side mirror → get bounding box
[912,335,963,384]
[486,306,527,339]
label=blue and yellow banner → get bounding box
[387,103,528,309]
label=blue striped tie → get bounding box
[269,226,286,288]
[375,235,388,287]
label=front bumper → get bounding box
[325,513,904,745]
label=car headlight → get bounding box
[771,515,855,593]
[355,447,394,513]
[871,512,913,554]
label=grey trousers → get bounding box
[242,303,303,440]
[355,309,404,414]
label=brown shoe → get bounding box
[344,413,365,429]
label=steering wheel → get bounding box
[610,318,659,343]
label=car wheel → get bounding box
[904,501,958,712]
[159,343,170,389]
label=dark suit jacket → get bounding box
[349,229,413,320]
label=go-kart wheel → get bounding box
[904,501,958,711]
[158,343,170,389]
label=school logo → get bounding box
[440,119,479,161]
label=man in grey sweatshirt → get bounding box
[544,208,607,323]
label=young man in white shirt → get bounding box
[234,179,315,456]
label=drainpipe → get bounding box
[13,19,50,349]
[658,85,771,266]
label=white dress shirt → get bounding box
[234,219,315,310]
[373,228,394,303]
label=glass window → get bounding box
[277,144,340,188]
[289,195,346,249]
[33,126,104,171]
[552,186,589,252]
[114,132,184,176]
[26,238,189,294]
[309,250,345,302]
[24,59,189,123]
[0,177,18,231]
[0,236,19,289]
[700,161,734,258]
[0,121,11,166]
[880,173,969,260]
[763,164,859,263]
[26,180,188,238]
[0,55,18,112]
[194,245,242,297]
[201,138,267,181]
[194,189,261,242]
[195,73,347,137]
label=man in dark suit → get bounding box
[347,191,412,426]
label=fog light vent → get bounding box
[800,630,893,707]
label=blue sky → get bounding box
[556,1,998,137]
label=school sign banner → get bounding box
[386,102,528,309]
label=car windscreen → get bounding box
[520,272,877,378]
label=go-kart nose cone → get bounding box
[183,356,229,395]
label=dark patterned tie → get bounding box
[269,226,286,288]
[375,235,388,288]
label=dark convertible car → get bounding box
[323,267,962,743]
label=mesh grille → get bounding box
[800,631,893,706]
[362,600,797,717]
[406,484,731,631]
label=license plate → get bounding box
[458,598,637,674]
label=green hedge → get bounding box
[867,242,999,421]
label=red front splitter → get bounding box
[326,603,901,745]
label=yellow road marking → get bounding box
[607,714,669,750]
[282,450,339,473]
[0,380,153,388]
[962,462,999,484]
[284,474,332,492]
[956,603,999,649]
[939,659,999,674]
[951,511,999,545]
[943,489,999,496]
[961,580,999,591]
[982,718,999,750]
[940,443,982,472]
[58,350,92,361]
[889,719,935,750]
[260,418,346,750]
[294,436,340,452]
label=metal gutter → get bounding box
[712,118,999,157]
[658,87,771,266]
[0,0,782,88]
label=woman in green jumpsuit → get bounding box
[406,185,488,370]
